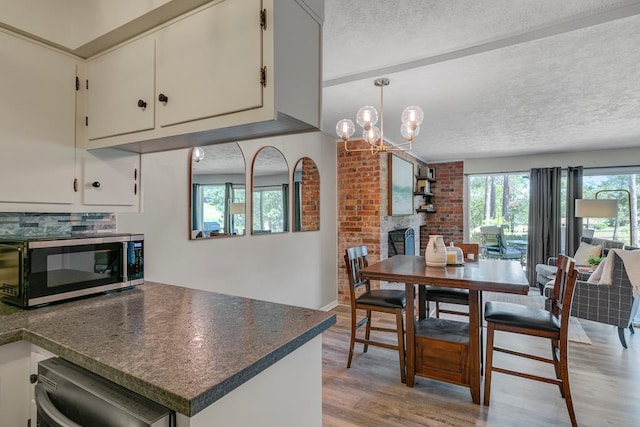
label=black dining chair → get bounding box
[483,254,579,427]
[424,243,479,318]
[344,245,406,383]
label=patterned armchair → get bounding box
[535,236,624,294]
[544,251,639,348]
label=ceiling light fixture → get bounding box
[336,78,423,154]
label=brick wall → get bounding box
[419,161,464,254]
[300,157,320,231]
[337,141,430,304]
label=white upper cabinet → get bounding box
[0,30,76,205]
[0,29,141,213]
[86,37,155,140]
[81,151,139,207]
[80,0,323,153]
[156,0,262,127]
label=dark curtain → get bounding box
[527,167,562,286]
[282,184,289,232]
[224,182,233,234]
[566,166,583,256]
[192,184,202,230]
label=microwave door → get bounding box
[27,242,126,303]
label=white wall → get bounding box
[0,0,172,49]
[117,132,338,310]
[464,146,640,174]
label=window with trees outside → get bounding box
[582,168,639,247]
[252,186,287,233]
[467,168,640,253]
[193,184,245,235]
[468,172,530,249]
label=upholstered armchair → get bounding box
[535,236,624,294]
[544,251,639,348]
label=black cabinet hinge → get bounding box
[260,66,267,87]
[73,178,78,192]
[75,76,80,91]
[134,168,138,180]
[85,116,88,126]
[86,79,89,90]
[259,9,267,30]
[134,183,138,195]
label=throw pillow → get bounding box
[573,242,602,265]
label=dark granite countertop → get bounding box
[0,282,335,416]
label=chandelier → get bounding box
[336,78,423,153]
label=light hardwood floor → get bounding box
[322,305,639,427]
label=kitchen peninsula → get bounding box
[0,282,335,426]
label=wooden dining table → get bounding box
[360,255,529,404]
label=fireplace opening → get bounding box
[388,228,415,257]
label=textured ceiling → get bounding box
[322,0,640,162]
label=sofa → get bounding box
[544,250,639,348]
[535,236,624,294]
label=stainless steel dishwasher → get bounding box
[35,357,173,427]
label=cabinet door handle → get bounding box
[92,181,101,188]
[158,93,169,104]
[137,99,147,109]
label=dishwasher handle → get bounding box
[35,383,82,427]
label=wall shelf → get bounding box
[416,169,436,213]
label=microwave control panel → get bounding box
[127,240,144,282]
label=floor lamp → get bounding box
[574,198,618,238]
[595,189,634,245]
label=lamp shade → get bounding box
[229,202,245,215]
[575,199,618,218]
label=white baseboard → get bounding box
[320,300,338,311]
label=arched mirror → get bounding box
[251,147,289,234]
[293,157,320,232]
[190,143,246,239]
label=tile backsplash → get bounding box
[0,213,116,236]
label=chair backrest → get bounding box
[344,246,370,305]
[453,242,479,262]
[495,233,516,256]
[480,226,502,249]
[550,254,579,330]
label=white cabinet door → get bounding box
[0,31,76,204]
[81,150,139,206]
[87,37,155,140]
[156,0,263,127]
[0,341,31,427]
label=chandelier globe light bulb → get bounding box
[336,119,355,140]
[401,122,420,140]
[363,126,381,144]
[356,106,378,129]
[401,106,424,127]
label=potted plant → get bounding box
[587,255,604,271]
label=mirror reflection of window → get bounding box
[190,144,246,239]
[252,147,289,234]
[293,157,320,232]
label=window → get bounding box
[467,172,530,245]
[467,167,640,251]
[582,168,639,247]
[193,184,245,235]
[252,186,287,233]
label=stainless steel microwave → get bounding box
[0,233,143,308]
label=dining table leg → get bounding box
[468,289,481,404]
[417,286,426,319]
[405,283,416,387]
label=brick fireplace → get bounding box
[336,138,465,305]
